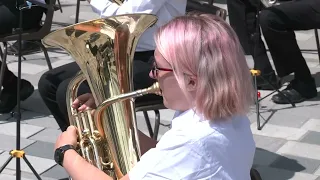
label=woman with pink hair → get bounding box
[54,13,256,180]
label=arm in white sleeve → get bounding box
[90,0,120,16]
[90,0,168,17]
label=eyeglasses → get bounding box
[151,62,173,78]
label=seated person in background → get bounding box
[54,13,256,180]
[38,0,187,132]
[0,0,46,113]
[1,0,45,55]
[259,0,319,104]
[227,0,280,90]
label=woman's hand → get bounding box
[55,126,78,150]
[72,93,96,111]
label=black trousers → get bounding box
[227,0,274,74]
[259,0,320,80]
[0,0,44,88]
[38,51,158,131]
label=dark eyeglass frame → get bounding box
[151,62,173,78]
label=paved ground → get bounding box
[1,1,320,179]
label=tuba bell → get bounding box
[42,14,159,179]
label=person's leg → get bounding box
[227,0,256,55]
[227,0,278,89]
[259,0,320,103]
[38,62,81,130]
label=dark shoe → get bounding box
[0,79,34,113]
[7,40,41,56]
[256,71,281,90]
[272,89,307,104]
[272,78,317,104]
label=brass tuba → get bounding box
[42,14,159,179]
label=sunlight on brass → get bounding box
[42,14,158,179]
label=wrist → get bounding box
[54,144,76,167]
[62,149,78,167]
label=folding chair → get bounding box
[0,0,62,92]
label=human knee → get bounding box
[38,71,55,97]
[259,9,284,32]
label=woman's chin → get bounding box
[162,98,173,110]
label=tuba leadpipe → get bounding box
[42,14,158,179]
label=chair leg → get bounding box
[75,0,81,23]
[314,29,320,64]
[143,111,154,138]
[56,0,63,13]
[0,42,8,96]
[153,110,160,141]
[34,41,52,70]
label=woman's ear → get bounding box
[185,76,197,91]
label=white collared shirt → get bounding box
[89,0,187,52]
[129,109,256,180]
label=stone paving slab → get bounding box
[251,122,309,141]
[270,154,320,174]
[255,166,319,180]
[300,131,320,146]
[21,172,61,180]
[28,128,62,143]
[277,141,320,161]
[0,122,44,139]
[253,135,287,152]
[254,148,280,167]
[20,113,60,130]
[40,164,69,180]
[23,141,55,160]
[0,174,32,180]
[0,134,35,152]
[0,152,56,174]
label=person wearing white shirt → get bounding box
[54,13,256,180]
[38,0,187,132]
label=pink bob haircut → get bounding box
[155,13,254,121]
